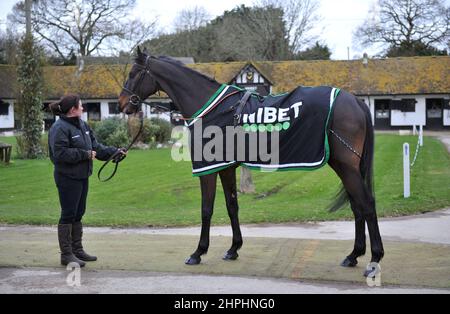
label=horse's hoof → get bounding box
[185,256,201,265]
[223,252,239,261]
[340,257,358,267]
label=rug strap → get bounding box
[233,91,252,126]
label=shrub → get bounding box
[150,117,172,143]
[15,133,48,159]
[141,120,160,144]
[128,116,171,145]
[91,117,129,147]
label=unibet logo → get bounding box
[243,121,291,132]
[242,101,303,125]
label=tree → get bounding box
[296,42,332,60]
[355,0,450,56]
[174,6,211,32]
[9,0,158,63]
[146,5,291,62]
[213,5,290,61]
[386,40,448,56]
[16,34,44,158]
[0,29,21,64]
[254,0,321,54]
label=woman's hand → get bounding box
[87,150,97,160]
[112,148,127,163]
[117,148,128,156]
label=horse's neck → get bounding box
[149,59,220,118]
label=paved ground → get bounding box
[1,268,448,294]
[1,209,450,294]
[75,207,450,245]
[2,207,449,244]
[1,132,449,294]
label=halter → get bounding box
[97,57,151,182]
[122,55,153,109]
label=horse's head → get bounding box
[118,46,159,114]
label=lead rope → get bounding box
[329,129,362,159]
[410,132,421,167]
[97,112,144,182]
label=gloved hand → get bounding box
[112,148,128,163]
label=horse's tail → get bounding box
[358,98,375,198]
[328,97,375,212]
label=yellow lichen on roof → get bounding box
[43,65,126,99]
[1,56,449,100]
[189,62,246,83]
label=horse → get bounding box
[118,47,384,276]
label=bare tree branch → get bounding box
[174,6,211,32]
[254,0,321,53]
[8,0,158,62]
[354,0,450,54]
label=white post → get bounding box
[403,143,410,198]
[419,125,423,146]
[412,124,417,135]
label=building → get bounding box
[1,56,449,132]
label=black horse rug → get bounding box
[188,85,341,176]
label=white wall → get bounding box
[444,109,450,126]
[391,96,426,126]
[142,101,171,122]
[101,101,110,119]
[363,95,427,127]
[0,101,15,129]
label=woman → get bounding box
[49,94,126,267]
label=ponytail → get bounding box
[49,100,62,115]
[49,94,81,115]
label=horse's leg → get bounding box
[219,166,243,260]
[329,161,366,267]
[328,91,384,274]
[185,173,218,265]
[344,201,366,266]
[341,162,384,270]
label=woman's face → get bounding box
[68,100,84,117]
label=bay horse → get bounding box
[118,47,384,276]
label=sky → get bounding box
[0,0,447,60]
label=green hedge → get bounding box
[90,117,172,148]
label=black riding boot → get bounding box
[58,224,85,267]
[72,221,97,262]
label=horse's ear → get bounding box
[137,46,142,56]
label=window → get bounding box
[42,103,55,119]
[85,102,101,121]
[375,100,390,119]
[0,100,9,115]
[444,99,450,110]
[426,99,443,118]
[389,99,416,112]
[108,102,120,114]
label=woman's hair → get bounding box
[49,94,81,115]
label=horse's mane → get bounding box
[136,54,218,84]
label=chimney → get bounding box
[362,53,369,67]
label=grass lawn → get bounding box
[0,134,449,227]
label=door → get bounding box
[374,99,391,129]
[426,99,443,130]
[85,102,101,121]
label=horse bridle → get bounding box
[122,55,153,109]
[97,57,153,182]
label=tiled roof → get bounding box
[0,56,448,100]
